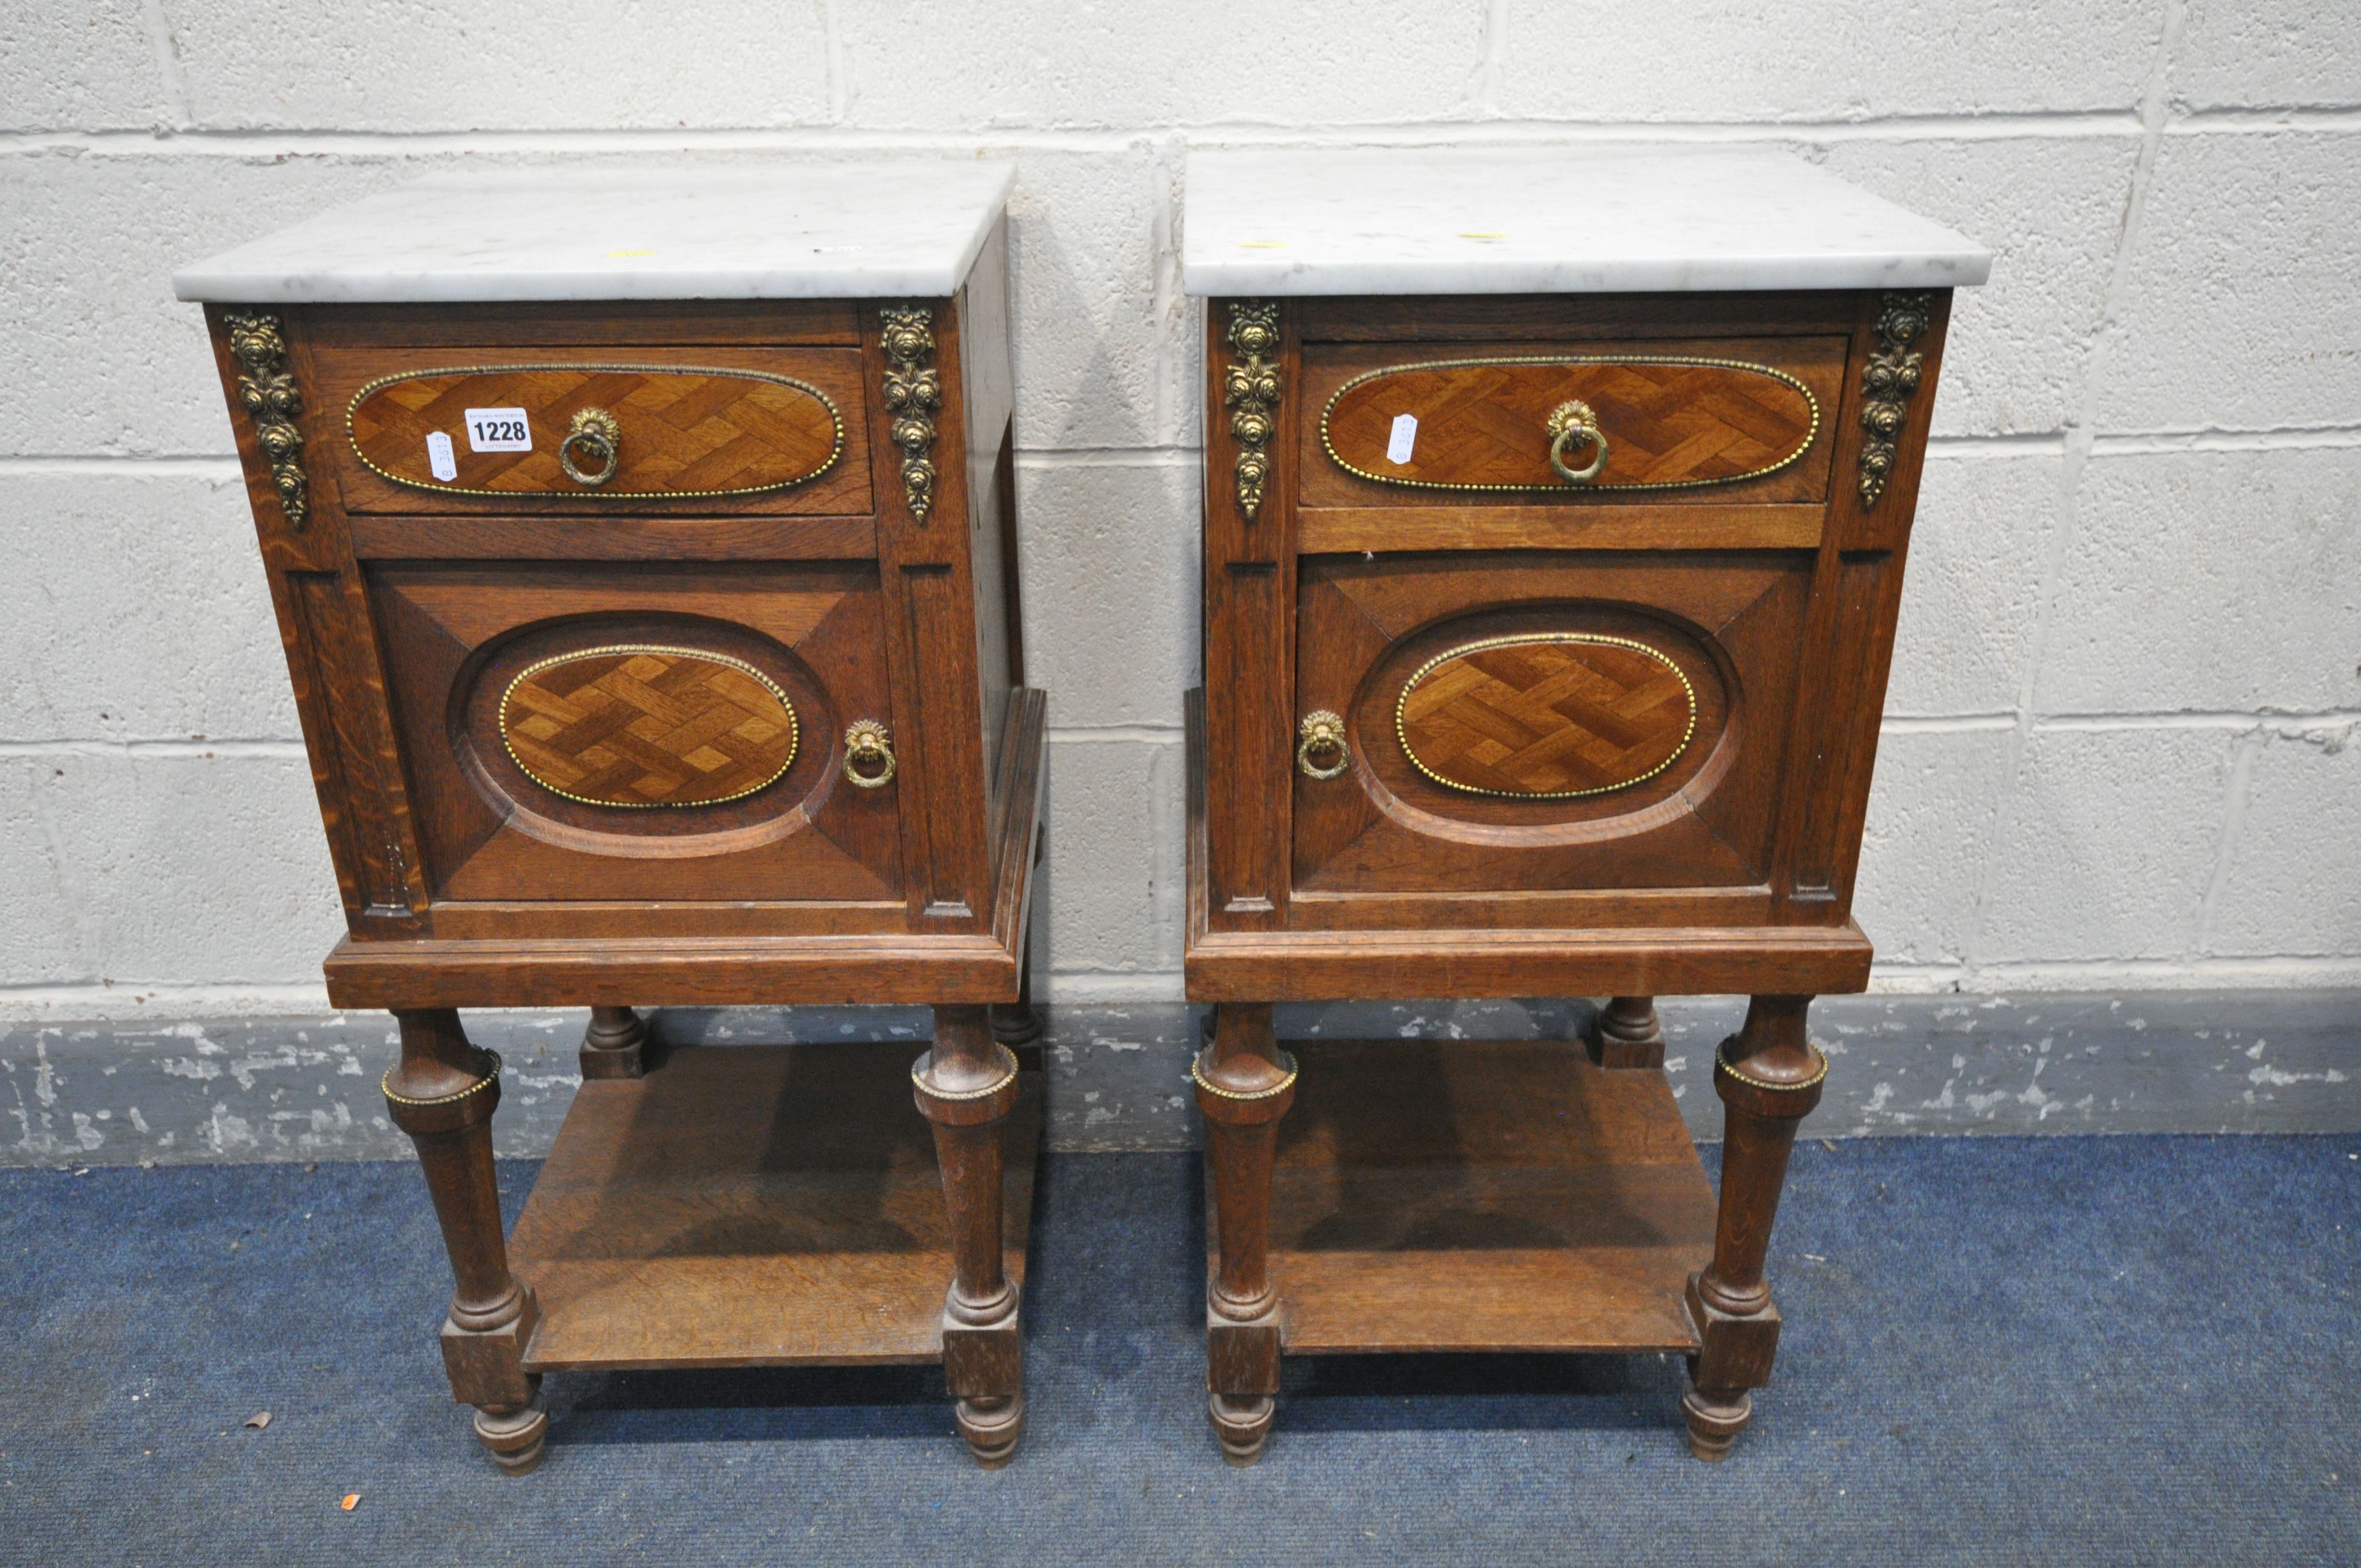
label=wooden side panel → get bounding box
[1772,290,1951,922]
[868,298,993,929]
[1201,301,1299,928]
[959,217,1020,797]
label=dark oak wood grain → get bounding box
[1186,284,1952,1462]
[510,1040,1040,1371]
[201,223,1042,1470]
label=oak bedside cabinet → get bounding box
[173,164,1046,1472]
[1180,149,1989,1463]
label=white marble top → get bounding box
[1182,148,1990,296]
[174,162,1017,303]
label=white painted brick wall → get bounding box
[1,2,2354,1017]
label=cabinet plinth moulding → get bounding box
[1179,145,1988,1464]
[178,162,1043,1473]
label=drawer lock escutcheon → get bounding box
[843,719,897,788]
[557,407,622,487]
[1546,399,1608,485]
[1297,710,1350,781]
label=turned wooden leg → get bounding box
[912,1004,1025,1468]
[578,1005,648,1079]
[380,1009,546,1474]
[1684,994,1826,1462]
[1588,995,1666,1069]
[1194,1001,1297,1466]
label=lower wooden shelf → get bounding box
[509,1040,1041,1373]
[1231,1037,1714,1357]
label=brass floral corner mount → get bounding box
[224,312,309,530]
[1857,292,1932,508]
[1223,302,1281,521]
[880,306,942,521]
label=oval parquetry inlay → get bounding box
[500,645,799,808]
[1396,634,1697,799]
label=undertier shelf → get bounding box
[510,1041,1040,1373]
[1228,1037,1715,1357]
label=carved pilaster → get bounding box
[880,306,942,521]
[224,312,309,530]
[1856,291,1932,508]
[1222,302,1281,521]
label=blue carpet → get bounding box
[1,1135,2355,1566]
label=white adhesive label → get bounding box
[425,430,458,482]
[464,407,532,453]
[1386,413,1418,465]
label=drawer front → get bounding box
[313,345,874,515]
[1299,336,1846,509]
[371,559,904,905]
[1291,551,1809,899]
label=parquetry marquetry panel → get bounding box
[1323,358,1818,492]
[501,646,799,808]
[349,366,842,497]
[1397,634,1696,798]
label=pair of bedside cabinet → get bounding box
[176,153,1987,1473]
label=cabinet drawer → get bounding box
[369,560,905,908]
[312,345,874,515]
[1298,336,1846,511]
[1290,550,1809,908]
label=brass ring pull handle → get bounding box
[558,407,622,487]
[842,718,897,788]
[1296,710,1350,781]
[1546,399,1608,485]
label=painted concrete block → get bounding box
[836,2,1489,130]
[0,762,86,986]
[0,6,168,131]
[2206,723,2361,957]
[1973,725,2237,963]
[1820,136,2137,438]
[19,753,344,986]
[2038,447,2361,715]
[1497,0,2156,120]
[2170,0,2361,113]
[1886,449,2065,718]
[0,469,295,742]
[1856,726,2014,967]
[1013,458,1198,731]
[2100,132,2361,432]
[0,151,425,455]
[1007,148,1190,451]
[168,0,831,130]
[1036,736,1184,983]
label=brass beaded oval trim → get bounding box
[911,1043,1021,1101]
[1320,355,1820,493]
[381,1050,502,1107]
[1715,1039,1831,1093]
[1396,633,1698,800]
[345,363,844,499]
[500,645,798,809]
[1190,1050,1300,1102]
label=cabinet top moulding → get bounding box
[173,162,1018,304]
[1180,148,1991,297]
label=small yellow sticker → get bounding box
[1457,232,1508,241]
[604,248,658,259]
[1236,241,1288,249]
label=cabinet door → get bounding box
[1290,551,1810,923]
[369,559,904,921]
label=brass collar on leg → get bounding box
[1713,1039,1829,1094]
[381,1049,503,1107]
